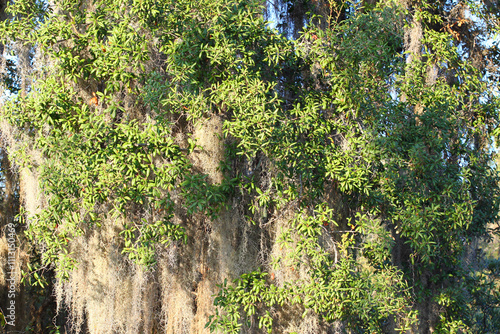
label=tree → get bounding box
[0,0,499,333]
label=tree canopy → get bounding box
[0,0,500,333]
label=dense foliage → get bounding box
[1,0,500,332]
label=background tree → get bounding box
[0,0,499,333]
